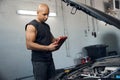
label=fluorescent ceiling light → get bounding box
[17,10,56,16]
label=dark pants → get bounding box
[32,61,56,80]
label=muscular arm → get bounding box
[25,25,58,51]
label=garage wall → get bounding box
[93,0,120,53]
[0,0,120,80]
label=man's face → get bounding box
[37,7,49,22]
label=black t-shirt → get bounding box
[25,20,53,62]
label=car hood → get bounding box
[62,0,120,30]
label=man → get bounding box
[25,3,60,80]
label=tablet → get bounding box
[56,36,67,46]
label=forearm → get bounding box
[26,42,49,51]
[26,41,59,52]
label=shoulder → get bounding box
[25,20,38,30]
[43,23,50,29]
[25,25,37,33]
[44,23,49,26]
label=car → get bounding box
[51,0,120,80]
[52,55,120,80]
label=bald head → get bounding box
[36,3,49,22]
[37,3,49,13]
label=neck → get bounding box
[36,18,41,23]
